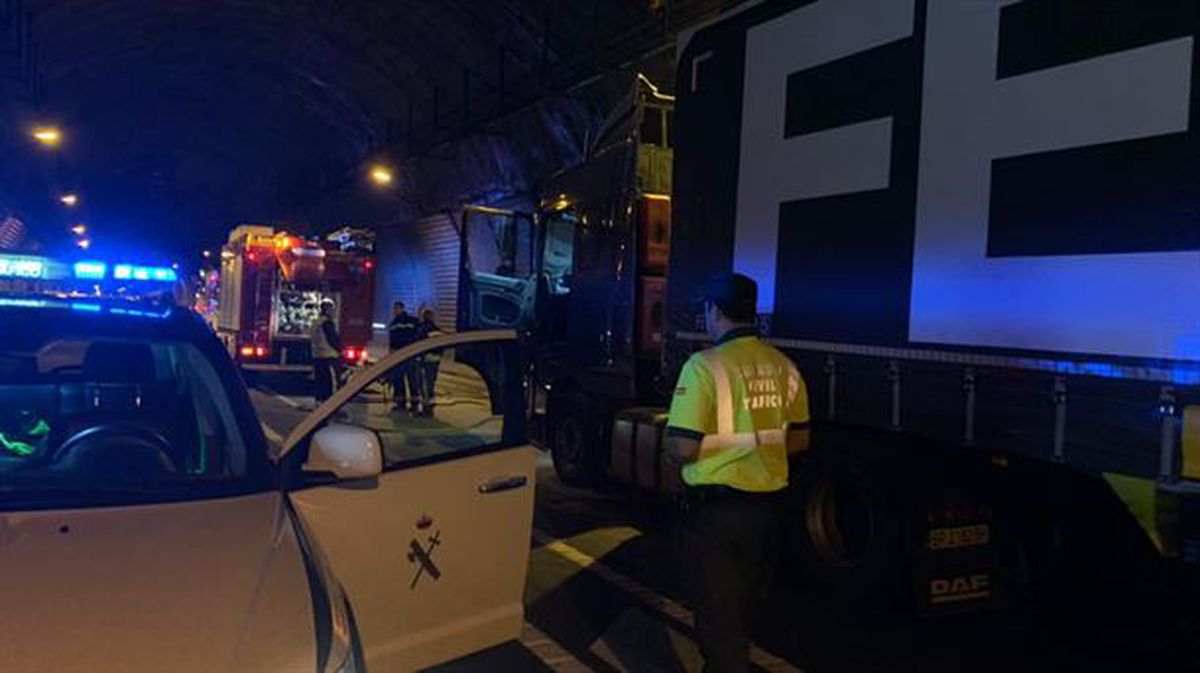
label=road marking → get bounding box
[261,423,283,444]
[257,385,306,409]
[520,623,595,672]
[532,529,801,673]
[525,526,641,605]
[273,393,304,409]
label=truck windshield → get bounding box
[0,333,268,510]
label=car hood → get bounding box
[0,491,315,673]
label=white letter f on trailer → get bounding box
[734,0,915,314]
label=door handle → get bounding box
[478,475,528,494]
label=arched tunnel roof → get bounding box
[3,0,737,256]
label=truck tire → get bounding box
[549,390,605,486]
[786,451,906,610]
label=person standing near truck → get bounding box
[664,273,811,673]
[310,300,343,404]
[387,300,421,413]
[416,308,443,417]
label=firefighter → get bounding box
[664,272,811,673]
[417,308,443,417]
[310,300,343,404]
[388,300,421,413]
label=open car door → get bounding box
[277,330,535,672]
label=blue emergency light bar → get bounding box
[116,264,176,282]
[0,254,47,279]
[95,263,179,283]
[73,261,107,280]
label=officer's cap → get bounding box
[703,273,757,322]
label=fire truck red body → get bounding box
[217,225,375,371]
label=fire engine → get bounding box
[216,225,375,371]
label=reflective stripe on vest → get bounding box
[699,428,786,451]
[787,362,802,407]
[311,322,338,359]
[697,350,786,450]
[700,350,735,435]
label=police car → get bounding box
[0,256,536,672]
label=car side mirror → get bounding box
[303,424,383,480]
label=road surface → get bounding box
[250,373,1195,673]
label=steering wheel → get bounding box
[52,424,178,480]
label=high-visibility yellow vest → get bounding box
[666,328,810,492]
[310,320,339,359]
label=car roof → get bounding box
[0,295,204,340]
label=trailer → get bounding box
[217,225,376,372]
[456,1,1200,617]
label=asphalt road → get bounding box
[250,373,1197,673]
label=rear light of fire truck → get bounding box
[343,347,367,363]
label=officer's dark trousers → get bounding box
[685,489,783,673]
[313,358,338,402]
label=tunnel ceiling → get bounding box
[3,0,738,256]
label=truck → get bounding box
[217,225,376,372]
[455,1,1200,619]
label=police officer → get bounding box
[387,301,421,413]
[310,300,343,404]
[665,273,810,673]
[416,308,444,417]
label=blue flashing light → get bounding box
[0,298,48,308]
[73,261,107,280]
[112,263,177,283]
[110,307,170,319]
[70,302,102,313]
[0,254,46,279]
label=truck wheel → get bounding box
[787,455,905,609]
[549,392,604,486]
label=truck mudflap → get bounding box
[904,454,1007,616]
[911,493,1004,616]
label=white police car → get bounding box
[0,295,535,672]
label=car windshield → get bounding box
[0,330,269,510]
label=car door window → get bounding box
[342,341,513,466]
[281,332,524,470]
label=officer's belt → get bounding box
[699,428,786,451]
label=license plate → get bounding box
[928,524,990,551]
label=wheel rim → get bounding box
[805,471,876,569]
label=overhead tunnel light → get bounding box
[31,126,62,148]
[369,165,395,186]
